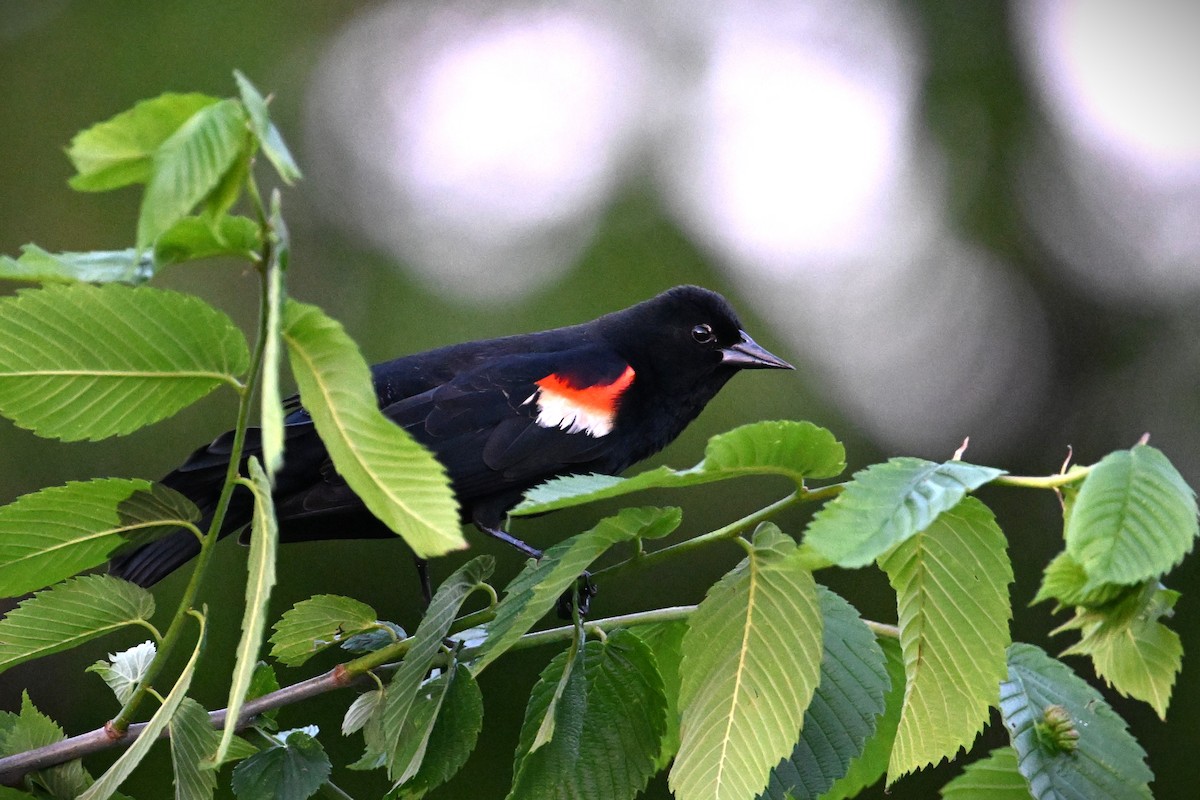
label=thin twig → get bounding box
[0,600,900,785]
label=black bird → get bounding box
[110,285,793,588]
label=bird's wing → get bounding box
[382,348,637,497]
[234,348,635,523]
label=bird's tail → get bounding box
[110,429,256,587]
[109,529,206,587]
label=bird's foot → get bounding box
[414,557,433,608]
[474,521,596,618]
[556,571,597,620]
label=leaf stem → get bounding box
[992,468,1091,490]
[593,488,816,581]
[109,225,275,734]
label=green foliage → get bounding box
[78,612,206,800]
[508,630,667,800]
[1065,445,1197,589]
[670,525,823,800]
[269,594,381,667]
[474,506,680,671]
[0,575,156,675]
[258,196,288,480]
[230,730,330,800]
[0,692,91,799]
[386,665,483,799]
[67,92,219,192]
[636,620,687,768]
[136,98,249,248]
[762,587,889,800]
[0,478,198,597]
[0,283,249,440]
[999,644,1152,800]
[1057,584,1182,719]
[282,300,464,558]
[216,458,278,766]
[515,420,844,515]
[939,747,1030,800]
[805,458,1003,567]
[234,71,302,185]
[878,497,1012,781]
[358,557,492,779]
[820,636,905,800]
[0,244,153,285]
[87,640,157,705]
[153,215,263,266]
[171,698,257,800]
[1032,550,1127,609]
[0,75,1195,800]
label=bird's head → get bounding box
[599,285,793,395]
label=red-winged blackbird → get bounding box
[110,285,792,587]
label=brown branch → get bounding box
[0,667,364,786]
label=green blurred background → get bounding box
[2,1,1198,798]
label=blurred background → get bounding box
[1,1,1198,797]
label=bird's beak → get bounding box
[720,331,794,370]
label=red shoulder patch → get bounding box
[530,364,635,437]
[536,364,635,415]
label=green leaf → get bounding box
[529,625,585,754]
[259,195,288,480]
[1032,551,1129,609]
[216,458,279,766]
[67,93,219,191]
[342,690,383,737]
[246,661,282,730]
[137,98,251,248]
[87,640,156,705]
[201,151,250,227]
[234,71,302,184]
[1058,585,1182,719]
[820,636,905,800]
[507,629,667,800]
[80,611,206,800]
[0,283,249,441]
[806,458,1005,568]
[1067,445,1198,589]
[386,665,458,787]
[516,421,845,515]
[879,497,1012,781]
[670,525,824,800]
[474,506,680,671]
[0,244,154,285]
[171,698,225,800]
[0,691,91,799]
[999,643,1152,800]
[230,731,330,800]
[0,478,199,597]
[0,575,155,675]
[762,587,889,800]
[269,594,379,667]
[373,557,493,780]
[282,300,464,557]
[153,215,262,266]
[388,665,483,799]
[631,619,686,770]
[940,747,1032,800]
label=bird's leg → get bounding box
[414,557,433,608]
[474,523,543,560]
[474,522,595,619]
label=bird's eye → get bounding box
[691,323,715,344]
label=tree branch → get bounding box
[0,602,901,785]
